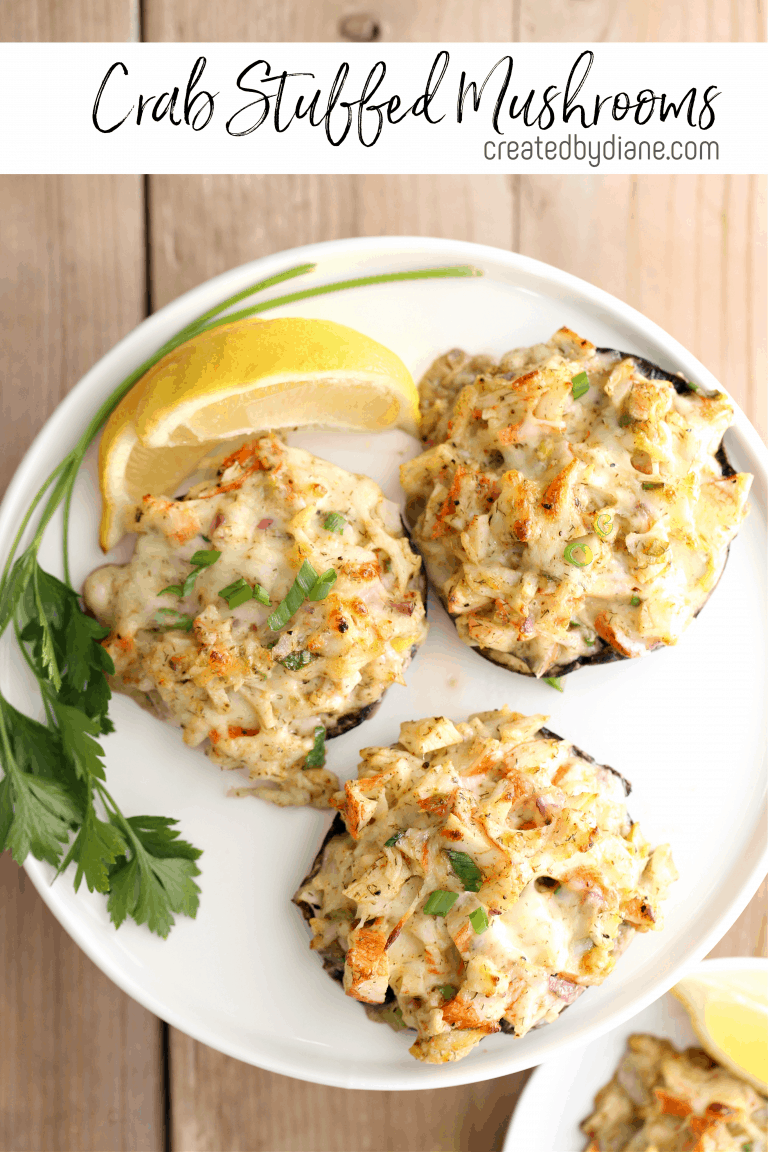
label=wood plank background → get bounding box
[1,3,766,1150]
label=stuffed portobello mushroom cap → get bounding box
[83,433,428,808]
[294,707,677,1064]
[400,328,752,679]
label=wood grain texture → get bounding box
[0,173,162,1152]
[0,2,766,1151]
[519,0,766,42]
[144,0,514,42]
[517,175,767,441]
[1,0,139,40]
[0,854,164,1152]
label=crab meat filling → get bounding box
[83,434,428,808]
[400,328,751,677]
[295,707,677,1063]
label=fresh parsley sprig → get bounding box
[0,259,482,937]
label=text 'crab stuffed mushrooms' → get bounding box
[400,328,751,678]
[294,708,677,1064]
[84,434,428,808]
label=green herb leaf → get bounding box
[218,578,254,609]
[469,906,489,934]
[323,512,346,534]
[571,372,589,400]
[0,259,478,939]
[423,890,459,916]
[384,830,404,848]
[159,584,184,597]
[619,413,633,427]
[181,568,199,597]
[106,814,202,938]
[437,984,457,1000]
[446,850,483,893]
[190,549,221,569]
[544,677,563,692]
[305,725,326,768]
[154,609,195,631]
[268,560,319,629]
[307,568,337,602]
[630,595,641,607]
[279,649,316,671]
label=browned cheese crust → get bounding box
[400,329,751,678]
[295,707,677,1063]
[84,434,428,807]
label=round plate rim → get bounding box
[2,234,766,1090]
[503,955,768,1151]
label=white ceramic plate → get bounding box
[503,957,768,1151]
[1,237,766,1091]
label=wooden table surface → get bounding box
[1,4,766,1151]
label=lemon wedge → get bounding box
[98,316,418,550]
[672,967,768,1093]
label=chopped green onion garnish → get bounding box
[268,560,321,629]
[323,512,346,534]
[201,534,212,543]
[385,831,405,847]
[594,512,613,538]
[571,371,589,400]
[305,725,326,768]
[544,676,563,692]
[423,890,458,917]
[630,595,641,607]
[585,636,596,646]
[446,850,483,893]
[219,578,254,609]
[159,583,183,597]
[155,609,195,631]
[619,413,633,427]
[437,985,457,1001]
[181,568,200,597]
[469,906,489,934]
[564,542,593,567]
[641,481,664,490]
[307,568,337,602]
[252,584,271,606]
[279,649,316,671]
[190,549,221,568]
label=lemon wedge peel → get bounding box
[98,315,420,549]
[672,969,768,1094]
[131,316,420,445]
[52,260,479,556]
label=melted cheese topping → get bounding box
[295,707,677,1064]
[400,328,752,677]
[83,434,428,808]
[581,1034,768,1151]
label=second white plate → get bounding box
[503,957,768,1152]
